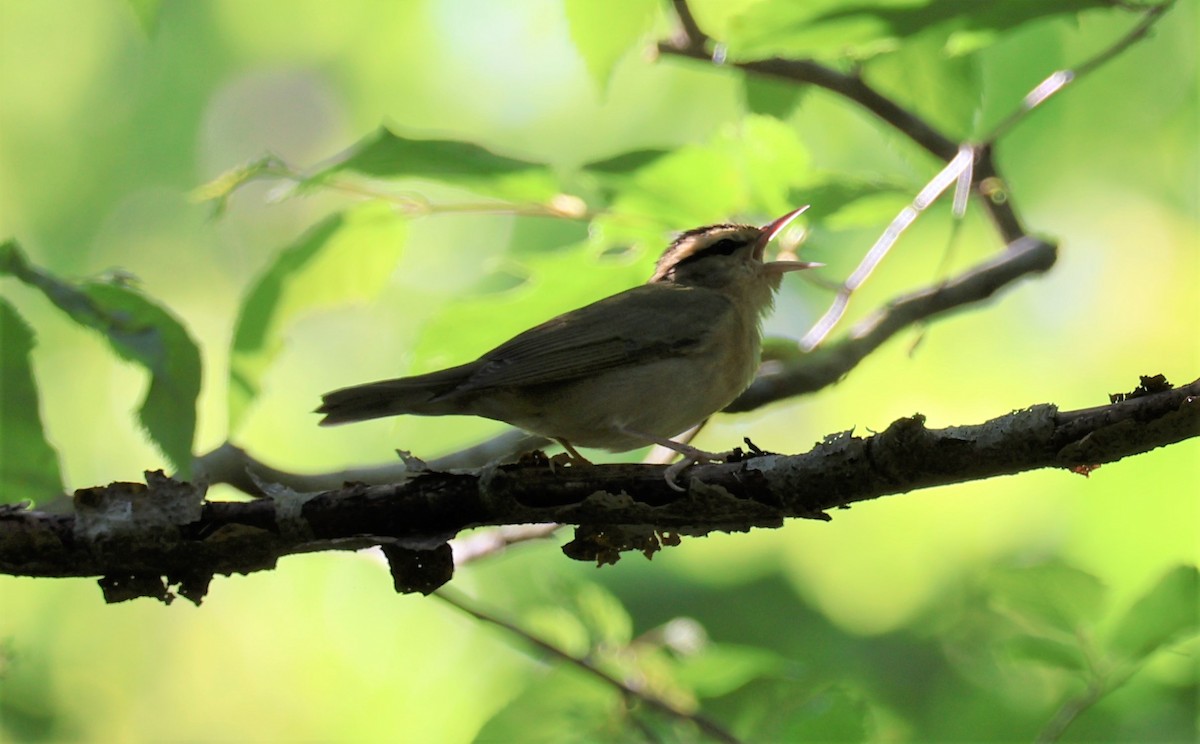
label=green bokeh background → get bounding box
[1,0,1196,741]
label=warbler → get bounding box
[318,207,818,473]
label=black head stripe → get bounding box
[705,237,744,256]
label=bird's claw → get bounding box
[662,446,734,492]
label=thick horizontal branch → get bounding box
[1,375,1195,603]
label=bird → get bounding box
[317,207,819,484]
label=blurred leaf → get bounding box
[736,115,813,216]
[1004,635,1088,673]
[574,583,633,648]
[311,127,559,202]
[474,667,623,743]
[124,0,161,36]
[0,298,64,504]
[742,681,872,743]
[988,563,1107,636]
[564,0,657,93]
[521,607,592,658]
[743,74,807,119]
[725,0,1116,61]
[864,29,982,138]
[229,204,407,430]
[471,264,530,295]
[407,244,646,378]
[1110,565,1199,663]
[505,215,591,257]
[790,176,912,229]
[608,144,745,229]
[674,644,786,698]
[0,241,200,474]
[582,149,671,176]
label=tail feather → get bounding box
[316,364,476,425]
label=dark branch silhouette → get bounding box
[2,376,1194,604]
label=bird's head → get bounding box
[650,207,821,290]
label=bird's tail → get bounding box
[316,363,476,425]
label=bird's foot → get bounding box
[548,438,592,472]
[660,442,735,492]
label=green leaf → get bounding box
[564,0,657,93]
[988,562,1107,636]
[736,115,813,217]
[745,682,872,743]
[581,148,671,176]
[312,127,559,202]
[1004,635,1088,673]
[726,0,1117,62]
[0,298,64,505]
[407,243,646,380]
[743,74,807,119]
[0,241,200,474]
[796,179,912,230]
[229,204,407,430]
[474,667,621,743]
[864,29,982,138]
[606,144,745,230]
[1110,565,1199,663]
[674,644,785,698]
[124,0,162,36]
[573,583,633,648]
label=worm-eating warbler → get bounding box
[317,207,818,465]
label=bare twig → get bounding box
[800,146,977,349]
[450,523,560,566]
[668,0,710,52]
[984,2,1174,143]
[435,587,743,743]
[728,236,1057,411]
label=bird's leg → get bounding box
[550,438,592,470]
[618,427,731,492]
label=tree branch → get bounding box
[436,587,743,743]
[728,235,1056,410]
[656,10,1027,241]
[2,375,1194,603]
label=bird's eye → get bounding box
[705,237,743,256]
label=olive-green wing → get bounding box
[447,284,731,394]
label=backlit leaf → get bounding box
[229,204,407,430]
[0,241,200,474]
[1110,565,1199,663]
[0,298,64,504]
[311,127,559,202]
[565,0,657,93]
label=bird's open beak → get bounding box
[756,206,822,272]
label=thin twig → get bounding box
[669,0,710,51]
[983,2,1175,143]
[729,236,1058,411]
[450,523,560,566]
[800,146,976,349]
[434,588,743,744]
